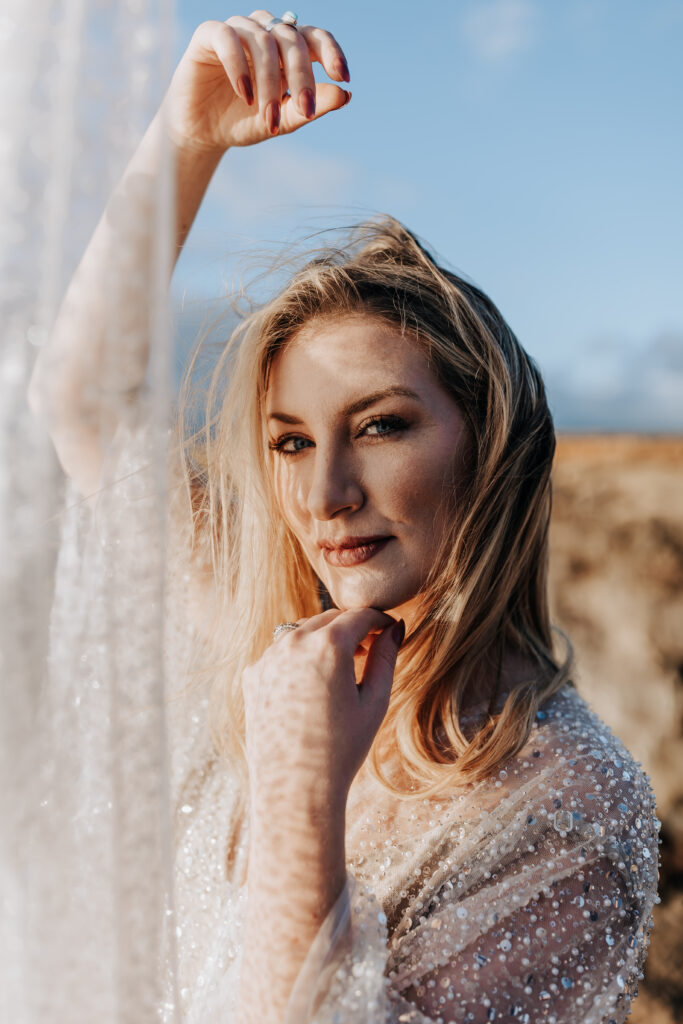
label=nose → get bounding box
[305,444,365,521]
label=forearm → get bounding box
[238,795,348,1024]
[27,106,224,427]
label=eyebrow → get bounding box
[267,386,422,424]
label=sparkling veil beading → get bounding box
[0,1,177,1019]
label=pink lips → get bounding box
[322,537,393,567]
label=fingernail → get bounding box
[237,75,254,105]
[338,58,350,83]
[265,100,280,135]
[299,87,315,119]
[391,619,405,647]
[342,90,351,106]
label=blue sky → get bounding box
[172,1,683,430]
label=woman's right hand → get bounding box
[164,9,351,154]
[242,608,404,817]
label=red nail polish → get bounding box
[300,88,315,119]
[265,101,280,134]
[338,58,350,83]
[391,619,405,646]
[237,75,254,105]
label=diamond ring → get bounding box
[272,621,301,641]
[265,11,299,32]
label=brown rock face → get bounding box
[549,435,683,1024]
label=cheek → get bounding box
[272,461,306,532]
[387,442,460,518]
[272,470,328,571]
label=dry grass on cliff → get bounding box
[550,435,683,1024]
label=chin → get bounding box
[326,577,418,614]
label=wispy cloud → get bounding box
[463,0,538,60]
[546,330,683,431]
[204,142,357,227]
[174,139,419,297]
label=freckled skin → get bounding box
[265,315,470,629]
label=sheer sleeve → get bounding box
[389,854,643,1024]
[283,740,660,1024]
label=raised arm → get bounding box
[26,10,351,502]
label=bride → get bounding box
[28,10,660,1023]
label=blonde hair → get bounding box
[175,215,573,806]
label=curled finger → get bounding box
[275,26,317,118]
[248,9,317,120]
[291,608,344,636]
[325,607,398,658]
[299,24,350,83]
[228,14,283,133]
[187,21,254,104]
[213,21,254,104]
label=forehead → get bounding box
[265,315,435,412]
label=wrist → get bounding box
[247,802,347,909]
[249,773,348,825]
[250,785,347,836]
[168,129,228,164]
[155,101,229,165]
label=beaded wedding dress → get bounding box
[1,3,659,1022]
[170,686,661,1024]
[127,415,660,1024]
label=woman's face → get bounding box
[265,314,470,627]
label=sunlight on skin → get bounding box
[265,314,471,638]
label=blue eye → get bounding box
[363,416,401,436]
[268,415,408,457]
[268,432,313,456]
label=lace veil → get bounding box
[0,2,178,1019]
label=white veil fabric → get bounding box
[0,2,177,1020]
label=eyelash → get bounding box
[268,415,409,458]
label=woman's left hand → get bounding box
[241,608,405,816]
